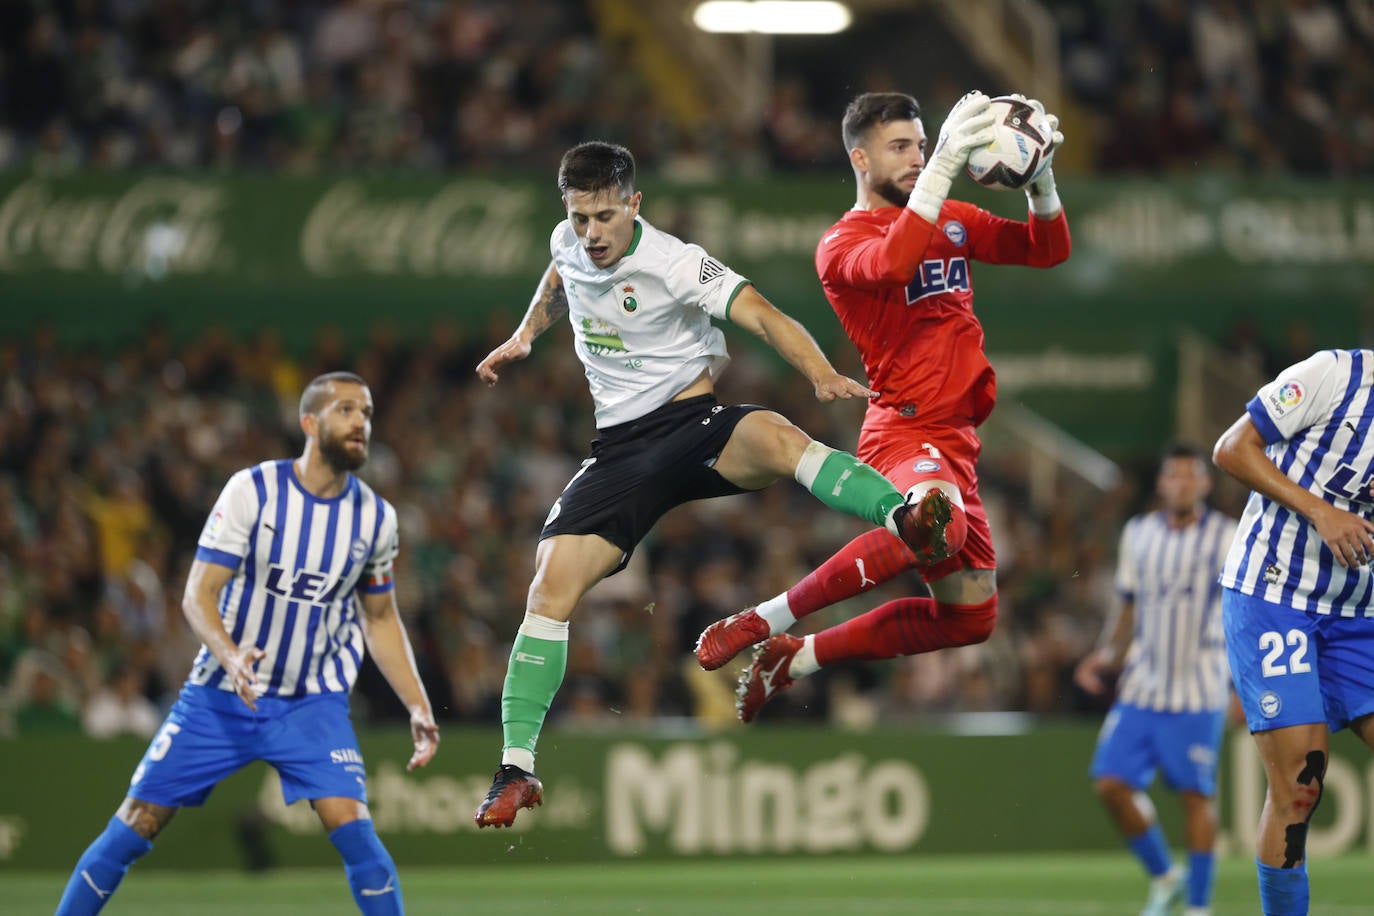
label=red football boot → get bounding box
[735,634,802,723]
[695,607,771,671]
[474,764,543,828]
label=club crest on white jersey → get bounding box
[550,217,747,427]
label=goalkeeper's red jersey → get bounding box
[816,199,1070,435]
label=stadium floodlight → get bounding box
[691,1,853,34]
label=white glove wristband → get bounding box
[908,91,995,224]
[1026,167,1061,219]
[907,170,951,224]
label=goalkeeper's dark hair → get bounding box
[558,142,636,197]
[842,93,922,152]
[300,371,368,419]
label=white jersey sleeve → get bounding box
[359,500,399,594]
[662,243,749,321]
[195,468,260,569]
[1113,519,1138,600]
[1248,350,1344,444]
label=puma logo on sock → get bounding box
[360,877,395,897]
[81,870,112,900]
[855,558,877,589]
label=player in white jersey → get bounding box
[471,141,947,827]
[1074,444,1237,916]
[1214,349,1374,916]
[56,372,439,916]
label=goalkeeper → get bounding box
[697,91,1073,721]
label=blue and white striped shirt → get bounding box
[1117,508,1238,712]
[191,459,398,697]
[1220,349,1374,618]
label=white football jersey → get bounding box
[551,216,750,427]
[191,459,399,697]
[1116,508,1238,712]
[1220,349,1374,617]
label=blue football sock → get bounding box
[1187,849,1216,907]
[1256,859,1308,916]
[55,816,153,915]
[329,819,404,915]
[1126,822,1173,877]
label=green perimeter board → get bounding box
[3,724,1373,870]
[1,172,1367,347]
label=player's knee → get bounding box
[937,594,997,646]
[1090,776,1132,807]
[1280,749,1326,868]
[946,501,969,556]
[117,797,175,841]
[732,409,806,480]
[1350,712,1374,746]
[938,506,969,561]
[1286,750,1327,813]
[905,479,968,559]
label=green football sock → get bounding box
[795,442,905,528]
[500,614,569,760]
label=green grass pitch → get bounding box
[5,852,1371,914]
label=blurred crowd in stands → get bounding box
[1,0,1356,738]
[1,0,1371,176]
[1057,0,1374,175]
[0,318,1197,737]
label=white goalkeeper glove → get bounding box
[908,90,997,224]
[1016,95,1064,218]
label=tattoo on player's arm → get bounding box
[524,271,569,335]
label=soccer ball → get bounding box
[964,96,1054,191]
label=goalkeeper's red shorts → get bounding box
[856,423,994,582]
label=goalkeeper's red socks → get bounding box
[813,594,997,664]
[786,527,917,618]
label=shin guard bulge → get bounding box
[785,527,918,618]
[794,442,906,528]
[500,612,569,758]
[55,816,153,915]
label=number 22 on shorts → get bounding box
[1259,629,1311,677]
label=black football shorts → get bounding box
[540,394,766,573]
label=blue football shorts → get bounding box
[1089,701,1225,795]
[129,684,369,807]
[1224,587,1374,734]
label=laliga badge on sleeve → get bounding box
[203,509,225,543]
[1269,379,1304,416]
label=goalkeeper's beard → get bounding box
[873,177,911,209]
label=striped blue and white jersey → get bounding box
[1117,508,1238,712]
[190,459,399,698]
[1220,349,1374,617]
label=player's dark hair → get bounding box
[842,92,922,152]
[1161,441,1207,466]
[558,141,636,197]
[300,371,368,418]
